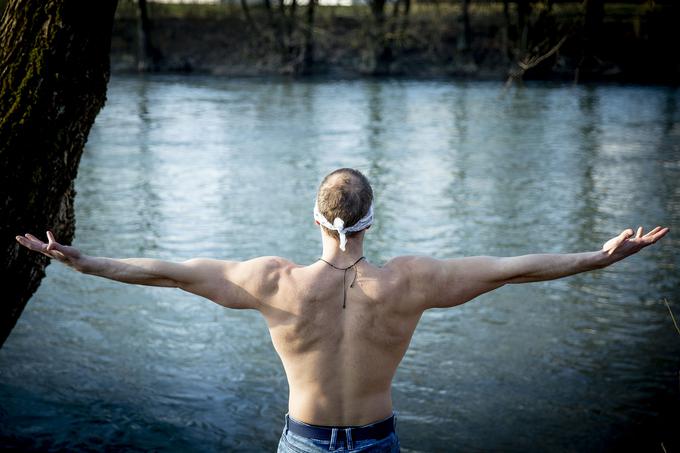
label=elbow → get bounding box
[491,257,523,285]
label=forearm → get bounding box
[497,251,611,284]
[77,255,180,287]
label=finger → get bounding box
[638,227,669,248]
[635,226,643,239]
[606,232,630,255]
[650,227,670,243]
[16,236,47,253]
[602,229,630,252]
[24,233,46,248]
[46,231,62,252]
[643,226,662,238]
[16,235,35,250]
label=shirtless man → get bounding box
[16,168,669,452]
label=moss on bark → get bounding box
[0,0,118,346]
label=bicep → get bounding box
[408,256,507,309]
[174,258,264,310]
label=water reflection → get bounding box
[1,76,678,452]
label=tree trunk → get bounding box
[400,0,410,35]
[240,0,259,33]
[391,0,401,19]
[576,0,604,81]
[137,0,160,71]
[517,0,531,54]
[278,0,288,52]
[366,0,392,75]
[289,0,297,38]
[584,0,604,40]
[370,0,386,25]
[502,0,510,59]
[0,0,118,347]
[302,0,316,74]
[458,0,472,51]
[263,0,285,56]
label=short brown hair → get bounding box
[316,168,373,240]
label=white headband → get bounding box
[314,201,374,251]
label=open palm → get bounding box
[602,226,669,263]
[15,231,83,269]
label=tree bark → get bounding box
[502,0,510,59]
[583,0,604,41]
[137,0,161,72]
[263,0,285,56]
[366,0,392,75]
[0,0,118,347]
[289,0,297,38]
[458,0,472,52]
[240,0,260,33]
[517,0,531,54]
[576,0,604,81]
[391,0,401,19]
[400,0,411,35]
[302,0,316,74]
[369,0,386,25]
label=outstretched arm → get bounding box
[15,231,282,309]
[399,226,669,310]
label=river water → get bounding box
[1,76,679,452]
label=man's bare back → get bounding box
[263,256,421,426]
[15,168,669,451]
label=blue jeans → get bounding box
[277,414,400,453]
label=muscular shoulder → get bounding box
[383,255,506,309]
[245,255,294,271]
[384,255,440,280]
[238,256,296,297]
[381,255,441,311]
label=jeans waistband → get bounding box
[286,414,396,444]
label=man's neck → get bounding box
[320,232,365,267]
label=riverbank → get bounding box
[110,2,679,84]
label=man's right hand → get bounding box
[16,231,84,270]
[601,226,669,265]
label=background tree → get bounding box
[0,0,118,347]
[502,0,511,58]
[576,0,604,81]
[365,0,393,74]
[516,0,531,53]
[240,0,259,33]
[458,0,472,52]
[137,0,162,72]
[302,0,316,74]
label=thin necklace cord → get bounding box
[318,256,365,309]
